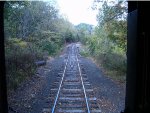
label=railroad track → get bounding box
[43,44,101,113]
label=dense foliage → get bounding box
[4,1,77,91]
[81,0,127,80]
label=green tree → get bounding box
[75,23,94,44]
[96,0,127,51]
[4,1,78,91]
[84,0,127,78]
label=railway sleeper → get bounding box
[62,85,82,89]
[60,88,93,92]
[59,97,97,101]
[58,106,100,111]
[61,91,93,95]
[56,109,101,113]
[63,82,90,86]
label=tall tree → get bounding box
[96,0,127,51]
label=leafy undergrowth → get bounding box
[80,45,126,83]
[5,38,63,92]
[5,38,43,91]
[79,45,90,57]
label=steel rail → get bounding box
[75,44,91,113]
[51,54,69,113]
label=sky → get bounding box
[56,0,98,26]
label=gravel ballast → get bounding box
[80,57,126,113]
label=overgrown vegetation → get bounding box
[5,0,127,91]
[4,1,77,91]
[79,0,127,81]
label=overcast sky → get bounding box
[56,0,98,26]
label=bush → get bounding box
[5,35,64,91]
[86,33,126,78]
[5,38,44,90]
[79,46,90,57]
[96,53,126,75]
